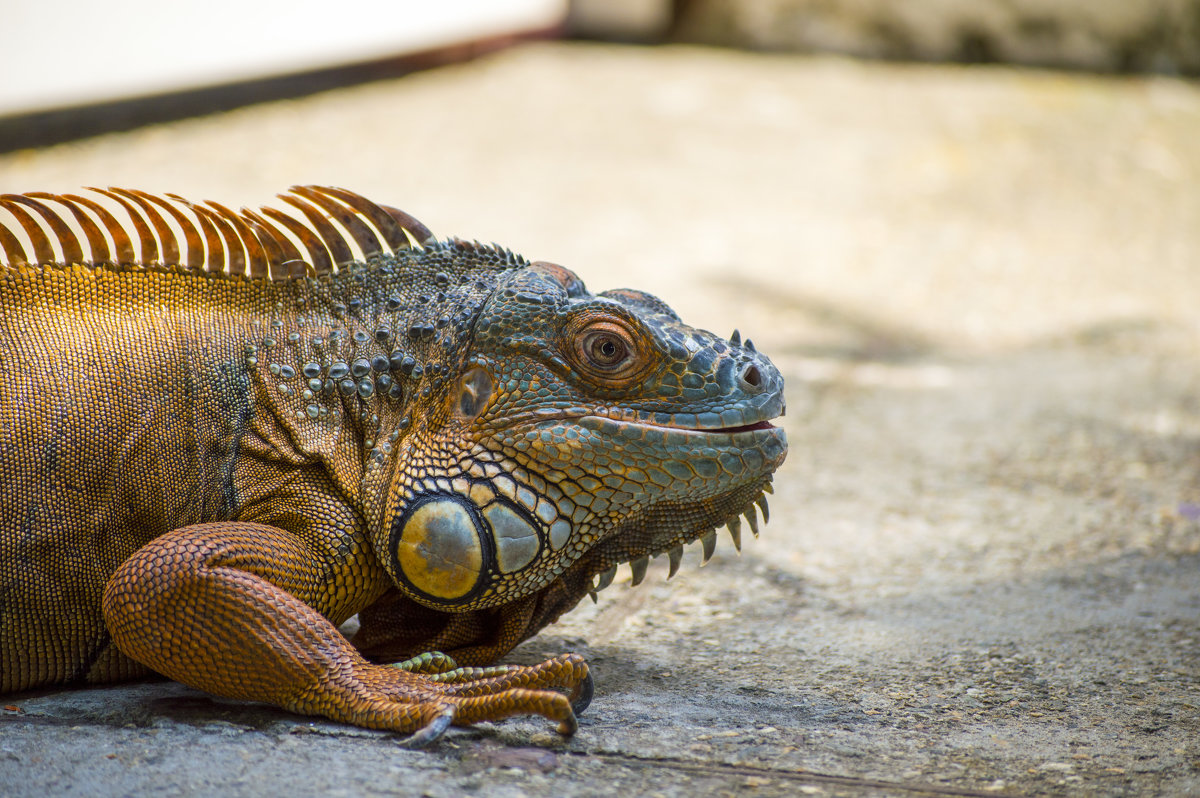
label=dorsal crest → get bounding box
[0,186,435,280]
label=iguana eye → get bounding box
[584,330,627,367]
[577,325,635,373]
[561,312,658,386]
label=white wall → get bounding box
[1,0,566,115]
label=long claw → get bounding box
[398,709,454,749]
[629,556,649,587]
[700,529,717,563]
[667,545,684,579]
[570,670,595,715]
[763,481,774,495]
[727,517,742,552]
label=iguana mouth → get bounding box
[506,412,781,436]
[692,420,776,434]
[582,415,784,438]
[599,393,787,435]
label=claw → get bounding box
[744,507,759,538]
[700,529,717,564]
[398,708,454,749]
[756,494,770,523]
[596,565,617,591]
[557,709,580,737]
[571,670,595,716]
[730,329,741,346]
[629,556,649,587]
[762,481,774,495]
[588,590,598,603]
[667,545,684,579]
[727,516,742,552]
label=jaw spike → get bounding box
[588,590,598,604]
[726,517,742,552]
[700,529,718,564]
[730,329,741,346]
[745,338,756,352]
[667,545,684,579]
[629,556,650,587]
[755,494,770,524]
[743,508,759,538]
[596,565,617,592]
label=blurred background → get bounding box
[2,0,1195,344]
[4,0,1200,146]
[1,1,1197,795]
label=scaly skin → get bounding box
[0,187,786,744]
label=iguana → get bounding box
[0,186,786,746]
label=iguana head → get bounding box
[377,254,787,614]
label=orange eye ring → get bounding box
[570,320,644,380]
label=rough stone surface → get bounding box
[673,0,1200,74]
[1,42,1198,796]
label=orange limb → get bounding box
[102,522,587,746]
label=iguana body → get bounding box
[0,187,786,743]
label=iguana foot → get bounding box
[391,650,591,708]
[314,652,588,745]
[379,650,591,745]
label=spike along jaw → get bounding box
[375,261,787,614]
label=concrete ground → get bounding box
[1,43,1198,796]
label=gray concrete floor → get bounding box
[2,43,1198,796]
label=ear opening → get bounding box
[456,367,494,419]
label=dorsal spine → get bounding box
[0,186,434,281]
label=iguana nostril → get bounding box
[740,364,763,389]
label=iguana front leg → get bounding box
[101,522,587,745]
